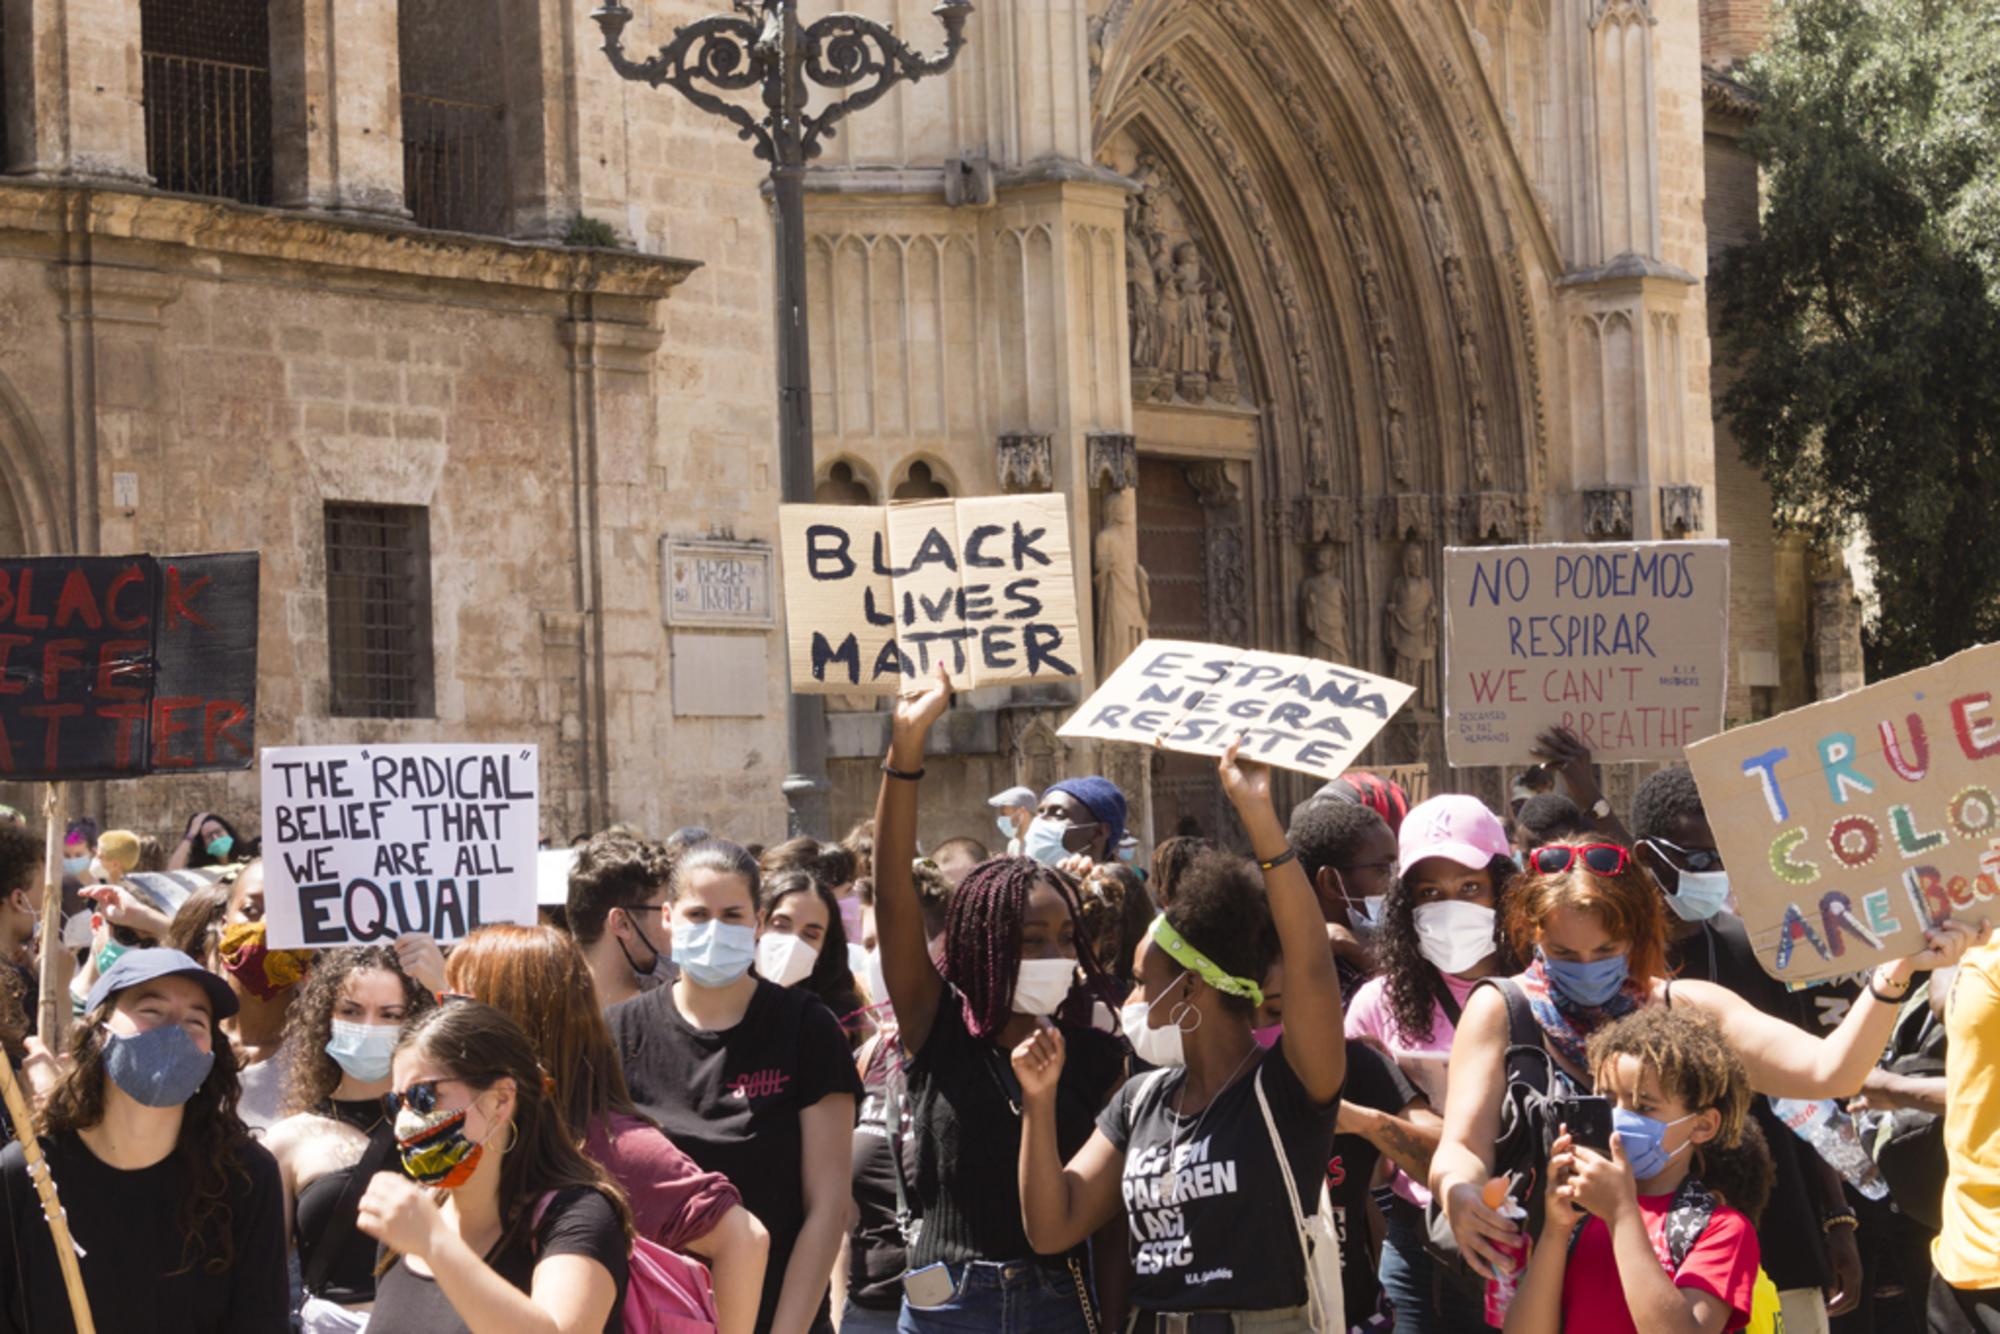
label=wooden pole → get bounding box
[36,783,64,1050]
[0,1054,94,1331]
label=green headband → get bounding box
[1149,916,1265,1007]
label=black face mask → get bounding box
[616,908,666,982]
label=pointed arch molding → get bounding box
[1098,0,1554,509]
[0,370,69,556]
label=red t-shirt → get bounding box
[1561,1192,1760,1333]
[583,1111,742,1252]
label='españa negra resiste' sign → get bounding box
[0,553,258,780]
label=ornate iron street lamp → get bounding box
[593,0,974,837]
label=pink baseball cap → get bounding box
[1398,794,1510,877]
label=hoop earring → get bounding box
[499,1119,520,1155]
[1169,1001,1202,1036]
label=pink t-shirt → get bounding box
[1344,970,1481,1205]
[1561,1193,1760,1333]
[584,1111,742,1252]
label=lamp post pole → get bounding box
[593,0,973,837]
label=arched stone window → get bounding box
[140,0,273,203]
[891,459,952,500]
[814,459,878,505]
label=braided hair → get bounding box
[942,855,1109,1039]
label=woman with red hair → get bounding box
[1432,837,1989,1283]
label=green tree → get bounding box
[1717,0,2000,675]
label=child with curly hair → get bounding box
[1505,1006,1771,1334]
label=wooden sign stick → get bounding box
[36,783,65,1049]
[0,1053,95,1332]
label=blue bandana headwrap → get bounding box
[1046,777,1127,857]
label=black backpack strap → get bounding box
[302,1122,397,1297]
[1664,1178,1718,1272]
[1436,978,1464,1029]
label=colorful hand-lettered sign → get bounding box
[1444,541,1729,766]
[779,496,1082,696]
[1058,639,1414,781]
[1686,642,2000,982]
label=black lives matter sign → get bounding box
[0,553,258,779]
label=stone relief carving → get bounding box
[1294,495,1358,546]
[1122,152,1245,409]
[1187,463,1251,647]
[1299,543,1352,665]
[1583,488,1635,539]
[1087,432,1138,492]
[1385,539,1439,711]
[1461,491,1530,545]
[1661,484,1704,536]
[1094,488,1150,676]
[996,433,1054,493]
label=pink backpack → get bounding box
[534,1192,721,1334]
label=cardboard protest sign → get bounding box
[1687,641,2000,984]
[1443,541,1729,766]
[1347,764,1432,805]
[1059,639,1414,780]
[262,744,539,948]
[0,553,258,780]
[779,495,1082,695]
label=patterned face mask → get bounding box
[218,920,313,1002]
[394,1102,487,1189]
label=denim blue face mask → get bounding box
[671,919,757,989]
[1612,1106,1697,1180]
[1539,949,1630,1008]
[102,1022,215,1108]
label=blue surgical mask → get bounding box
[324,1020,400,1084]
[996,815,1017,845]
[1539,948,1630,1008]
[1612,1106,1698,1181]
[1022,816,1070,867]
[1665,869,1731,922]
[672,919,757,989]
[62,856,89,877]
[102,1022,215,1108]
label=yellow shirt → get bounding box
[1936,940,2000,1287]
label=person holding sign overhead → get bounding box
[0,948,289,1333]
[871,665,1128,1334]
[1012,738,1348,1334]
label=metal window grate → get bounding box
[325,504,436,719]
[402,94,510,234]
[139,0,273,204]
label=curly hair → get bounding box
[42,996,250,1275]
[1379,854,1522,1044]
[1148,836,1212,911]
[0,823,38,898]
[762,837,859,894]
[1630,765,1705,845]
[1585,1006,1768,1218]
[1287,798,1393,886]
[942,856,1108,1039]
[279,946,436,1117]
[1515,794,1587,851]
[841,819,876,880]
[567,829,674,947]
[166,884,232,967]
[389,1003,634,1263]
[760,869,865,1032]
[1159,851,1274,1016]
[1504,838,1669,989]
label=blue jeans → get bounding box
[841,1299,905,1334]
[895,1259,1091,1334]
[1378,1213,1487,1334]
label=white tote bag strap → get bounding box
[1253,1065,1329,1330]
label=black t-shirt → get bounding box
[368,1186,629,1334]
[0,1130,288,1333]
[610,978,861,1331]
[848,1049,909,1311]
[1098,1041,1341,1313]
[905,988,1124,1268]
[1668,914,1830,1291]
[1327,1039,1420,1327]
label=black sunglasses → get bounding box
[1530,843,1631,877]
[1645,837,1723,874]
[383,1079,448,1118]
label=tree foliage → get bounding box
[1717,0,2000,675]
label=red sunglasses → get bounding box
[1529,843,1631,877]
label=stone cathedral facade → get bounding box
[0,0,1861,846]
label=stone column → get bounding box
[2,0,150,182]
[269,0,410,217]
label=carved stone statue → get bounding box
[1207,287,1238,403]
[1385,539,1438,710]
[1125,219,1159,369]
[1299,544,1350,665]
[1171,243,1210,396]
[1095,488,1151,677]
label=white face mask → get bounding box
[1119,977,1194,1068]
[1412,899,1498,976]
[756,932,819,988]
[1011,957,1077,1017]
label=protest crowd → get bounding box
[0,657,1992,1334]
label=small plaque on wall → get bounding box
[662,538,775,628]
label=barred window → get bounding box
[399,0,511,234]
[325,504,435,719]
[139,0,273,204]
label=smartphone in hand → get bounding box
[1561,1095,1614,1154]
